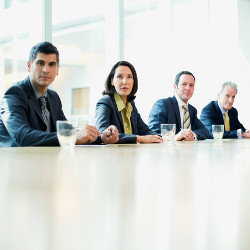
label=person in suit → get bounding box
[0,42,118,147]
[200,81,250,139]
[148,71,209,141]
[95,61,162,144]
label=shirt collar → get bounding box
[217,101,227,114]
[114,92,133,113]
[114,92,125,111]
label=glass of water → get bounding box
[161,124,176,142]
[56,120,78,149]
[212,125,224,140]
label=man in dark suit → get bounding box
[200,81,250,139]
[0,42,118,147]
[148,71,209,141]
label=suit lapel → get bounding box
[47,91,57,130]
[171,96,181,129]
[111,96,124,133]
[23,78,45,123]
[215,101,225,124]
[130,102,137,134]
[188,104,194,129]
[228,109,233,127]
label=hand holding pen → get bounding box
[101,125,119,144]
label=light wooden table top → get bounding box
[0,139,250,250]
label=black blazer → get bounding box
[0,77,67,147]
[200,100,245,139]
[95,95,155,143]
[148,96,209,140]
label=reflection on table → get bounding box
[0,139,250,250]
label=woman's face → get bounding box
[111,66,134,100]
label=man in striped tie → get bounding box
[0,42,119,147]
[200,81,250,139]
[149,71,209,141]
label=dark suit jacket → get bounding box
[95,95,156,144]
[200,100,245,139]
[148,96,209,140]
[0,77,67,147]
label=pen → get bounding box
[101,131,112,135]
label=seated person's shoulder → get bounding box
[188,102,197,110]
[6,81,24,93]
[154,97,172,106]
[97,94,113,104]
[150,98,172,115]
[3,82,28,101]
[201,101,216,114]
[47,88,60,99]
[206,101,216,108]
[229,106,239,115]
[47,88,58,95]
[186,103,198,116]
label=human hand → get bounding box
[136,135,163,143]
[76,125,100,144]
[101,125,119,144]
[242,130,250,138]
[175,129,195,141]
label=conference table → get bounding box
[0,139,250,250]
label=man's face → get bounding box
[218,85,237,111]
[27,52,59,93]
[174,74,195,103]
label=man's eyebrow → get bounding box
[36,60,57,64]
[180,82,195,86]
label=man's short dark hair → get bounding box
[175,71,195,86]
[102,61,138,102]
[29,42,59,64]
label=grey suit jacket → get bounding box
[148,96,209,140]
[200,100,245,139]
[0,77,67,147]
[95,95,155,143]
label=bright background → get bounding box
[1,0,250,127]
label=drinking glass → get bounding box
[161,124,176,142]
[212,125,224,140]
[56,120,78,149]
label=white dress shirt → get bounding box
[175,94,188,129]
[175,94,197,140]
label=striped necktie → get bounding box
[38,96,49,132]
[224,112,230,131]
[182,104,191,129]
